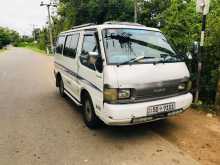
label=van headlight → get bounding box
[118,89,131,99]
[178,83,186,90]
[104,87,131,103]
[178,80,192,91]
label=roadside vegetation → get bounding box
[0,48,7,54]
[17,27,49,54]
[0,26,19,49]
[0,26,47,55]
[17,41,46,54]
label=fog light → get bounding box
[104,88,117,102]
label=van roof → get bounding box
[60,22,160,35]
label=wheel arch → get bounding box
[80,88,90,104]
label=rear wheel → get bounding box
[82,95,100,129]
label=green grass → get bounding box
[18,42,47,55]
[0,48,7,54]
[23,45,46,54]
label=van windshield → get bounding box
[102,28,182,65]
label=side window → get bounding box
[56,36,65,54]
[63,34,79,58]
[80,31,101,71]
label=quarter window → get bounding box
[63,34,79,58]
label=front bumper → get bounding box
[100,93,193,126]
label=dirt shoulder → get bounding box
[150,109,220,165]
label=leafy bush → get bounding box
[0,27,19,48]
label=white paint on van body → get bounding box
[54,23,193,126]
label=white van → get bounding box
[54,22,193,128]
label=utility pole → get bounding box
[194,0,210,103]
[194,14,207,103]
[40,1,57,54]
[134,0,137,23]
[32,24,36,41]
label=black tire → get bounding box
[59,78,65,97]
[82,95,100,129]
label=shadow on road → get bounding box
[62,93,182,140]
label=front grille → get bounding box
[113,78,189,104]
[133,78,188,102]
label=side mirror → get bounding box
[88,52,98,65]
[88,51,98,57]
[88,52,103,73]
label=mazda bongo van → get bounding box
[54,22,193,128]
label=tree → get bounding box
[0,27,20,48]
[56,0,134,29]
[157,0,200,53]
[138,0,171,27]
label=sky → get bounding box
[0,0,54,36]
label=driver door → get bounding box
[78,29,103,114]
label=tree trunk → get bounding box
[215,66,220,115]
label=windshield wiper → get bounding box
[117,56,156,66]
[153,54,180,65]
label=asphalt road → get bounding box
[0,47,199,165]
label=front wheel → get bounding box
[59,78,65,97]
[82,96,100,129]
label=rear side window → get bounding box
[63,34,80,58]
[56,36,65,54]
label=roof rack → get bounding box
[71,23,96,29]
[104,21,144,26]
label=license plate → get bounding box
[147,102,176,115]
